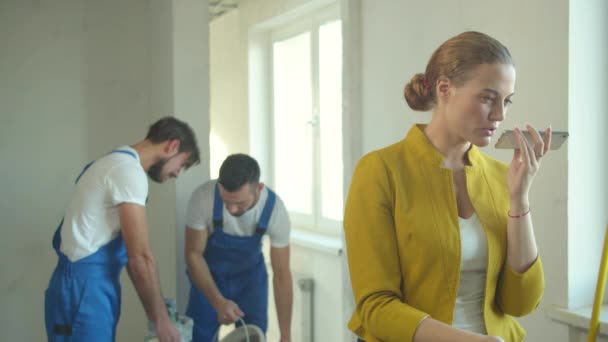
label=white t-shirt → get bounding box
[452,213,488,334]
[186,180,291,248]
[59,146,148,262]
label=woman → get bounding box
[344,31,549,342]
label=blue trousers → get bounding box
[45,261,122,341]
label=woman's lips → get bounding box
[481,128,497,136]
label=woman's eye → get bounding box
[505,99,513,106]
[481,96,495,103]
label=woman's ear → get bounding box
[436,76,451,100]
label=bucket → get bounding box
[214,318,265,342]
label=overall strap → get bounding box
[212,183,223,230]
[53,149,138,251]
[256,188,276,235]
[73,149,136,183]
[74,162,94,184]
[110,149,137,160]
[55,159,95,250]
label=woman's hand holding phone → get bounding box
[506,124,551,205]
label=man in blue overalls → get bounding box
[185,154,293,342]
[45,117,200,342]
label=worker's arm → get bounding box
[184,225,243,324]
[120,203,179,342]
[271,245,293,342]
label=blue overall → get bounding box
[44,150,136,341]
[186,184,276,342]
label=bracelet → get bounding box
[508,208,531,218]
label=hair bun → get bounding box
[404,73,434,111]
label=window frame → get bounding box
[267,4,342,235]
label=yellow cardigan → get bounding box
[344,124,544,342]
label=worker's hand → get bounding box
[155,317,180,342]
[215,298,244,324]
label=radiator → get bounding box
[295,276,314,342]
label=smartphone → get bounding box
[494,130,569,150]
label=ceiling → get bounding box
[209,0,245,21]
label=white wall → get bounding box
[209,9,248,177]
[568,0,608,310]
[261,242,346,341]
[290,245,346,341]
[0,0,209,340]
[571,328,608,342]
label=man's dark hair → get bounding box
[218,154,260,192]
[146,116,201,168]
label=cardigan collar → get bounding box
[403,124,483,169]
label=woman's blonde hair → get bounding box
[404,31,513,111]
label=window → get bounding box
[270,9,343,234]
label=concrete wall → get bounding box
[0,0,209,340]
[0,2,88,340]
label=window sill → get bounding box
[290,228,343,256]
[546,304,608,336]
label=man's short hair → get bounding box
[146,116,201,168]
[218,154,260,192]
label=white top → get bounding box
[186,180,291,248]
[60,146,148,262]
[452,213,488,334]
